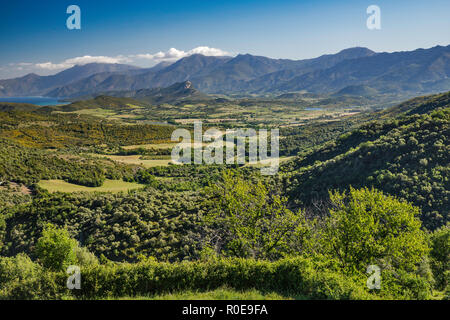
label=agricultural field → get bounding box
[52,95,368,129]
[90,154,175,167]
[38,179,145,193]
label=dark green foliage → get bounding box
[1,189,205,262]
[0,139,132,186]
[280,118,358,156]
[380,91,450,117]
[67,170,106,187]
[203,171,305,260]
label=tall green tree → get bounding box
[430,223,449,290]
[203,171,306,260]
[320,187,429,273]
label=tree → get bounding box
[430,223,449,290]
[203,170,305,259]
[35,224,78,271]
[320,187,429,273]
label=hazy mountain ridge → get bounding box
[0,63,140,97]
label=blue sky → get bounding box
[1,0,449,79]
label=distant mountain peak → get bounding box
[21,73,40,79]
[165,80,196,92]
[184,80,192,89]
[334,47,377,58]
[338,47,375,53]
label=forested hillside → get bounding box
[285,93,449,230]
[0,108,174,148]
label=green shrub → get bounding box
[430,224,449,290]
[35,224,78,271]
[0,254,435,300]
[0,253,66,299]
[75,246,99,267]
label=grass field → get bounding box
[245,156,295,167]
[104,288,292,300]
[122,142,178,150]
[91,154,174,167]
[122,140,235,150]
[54,108,117,117]
[38,179,145,193]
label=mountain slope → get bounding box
[285,91,450,230]
[243,47,376,93]
[47,55,232,97]
[87,81,209,105]
[47,49,377,97]
[128,81,208,104]
[274,45,450,94]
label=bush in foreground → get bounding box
[0,254,432,300]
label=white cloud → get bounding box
[34,47,229,71]
[35,62,71,70]
[2,46,231,78]
[188,46,229,56]
[64,55,131,65]
[135,46,230,62]
[35,55,132,71]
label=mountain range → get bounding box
[0,45,449,98]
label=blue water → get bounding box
[0,96,68,106]
[305,107,323,111]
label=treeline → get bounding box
[279,119,358,156]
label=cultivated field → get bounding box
[38,179,145,193]
[89,154,174,167]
